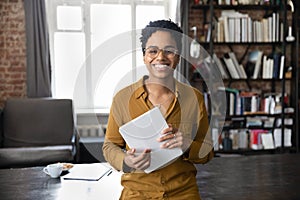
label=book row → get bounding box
[210,10,283,43]
[217,87,285,116]
[212,128,292,151]
[214,0,280,5]
[213,50,285,80]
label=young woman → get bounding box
[102,19,214,199]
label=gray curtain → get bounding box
[24,0,52,97]
[180,0,190,81]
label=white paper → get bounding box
[62,163,112,181]
[119,107,182,173]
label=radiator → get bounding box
[77,125,104,137]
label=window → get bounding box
[46,0,178,113]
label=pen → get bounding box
[107,170,112,176]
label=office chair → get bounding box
[0,98,78,168]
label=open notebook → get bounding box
[62,163,112,181]
[119,107,182,173]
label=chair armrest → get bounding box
[0,146,74,169]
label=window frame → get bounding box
[46,0,175,114]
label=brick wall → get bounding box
[0,0,26,108]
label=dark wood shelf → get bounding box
[200,42,283,45]
[215,148,278,155]
[209,112,294,120]
[223,78,292,81]
[191,4,281,10]
[226,113,281,118]
[222,126,274,130]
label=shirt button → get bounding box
[161,178,165,184]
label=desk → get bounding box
[0,164,122,200]
[0,154,300,200]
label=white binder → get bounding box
[119,107,182,173]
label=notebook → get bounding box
[119,107,182,173]
[62,163,112,181]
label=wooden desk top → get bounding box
[0,166,61,199]
[0,164,122,200]
[0,153,299,200]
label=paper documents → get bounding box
[62,163,112,181]
[119,107,182,173]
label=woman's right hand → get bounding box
[124,148,151,171]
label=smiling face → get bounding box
[143,31,180,81]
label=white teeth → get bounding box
[153,64,169,69]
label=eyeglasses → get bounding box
[144,46,178,58]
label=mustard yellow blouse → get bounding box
[102,76,214,199]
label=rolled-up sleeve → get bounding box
[102,112,126,171]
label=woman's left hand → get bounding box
[157,124,185,150]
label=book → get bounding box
[119,107,182,173]
[250,129,268,150]
[213,53,229,79]
[261,133,275,149]
[279,55,285,79]
[217,17,225,42]
[246,50,263,79]
[262,55,275,79]
[274,128,292,147]
[223,15,229,42]
[223,53,240,79]
[218,87,240,115]
[238,129,248,149]
[228,52,247,79]
[239,91,259,114]
[221,10,249,43]
[272,53,282,79]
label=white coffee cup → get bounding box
[43,163,63,178]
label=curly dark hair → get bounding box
[140,19,183,55]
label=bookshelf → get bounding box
[184,0,299,154]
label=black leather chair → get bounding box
[0,98,78,168]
